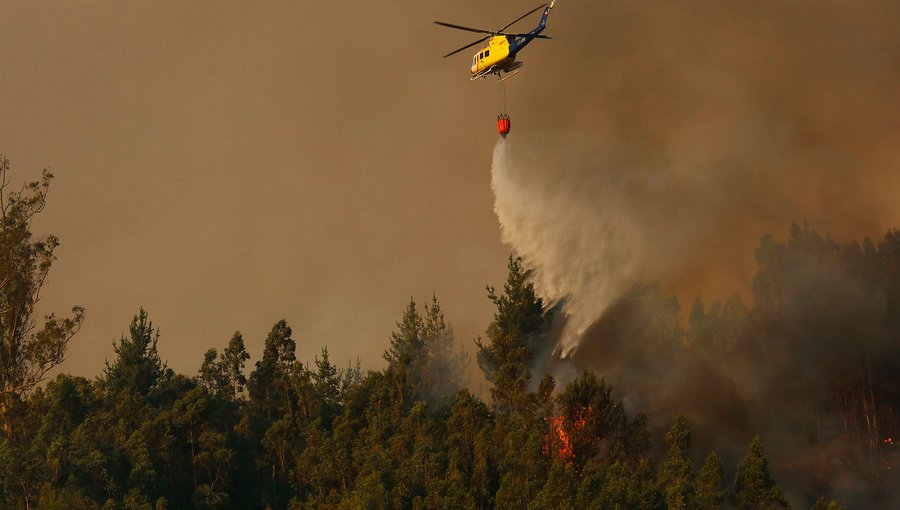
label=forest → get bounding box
[2,159,896,509]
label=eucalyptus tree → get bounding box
[0,156,83,436]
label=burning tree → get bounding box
[544,372,650,475]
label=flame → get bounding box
[884,437,894,446]
[543,406,592,463]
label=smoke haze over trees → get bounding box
[1,159,897,509]
[1,1,898,508]
[486,2,900,503]
[564,224,900,506]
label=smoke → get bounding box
[490,1,900,504]
[491,0,900,355]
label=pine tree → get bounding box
[696,451,725,510]
[384,295,466,406]
[313,346,341,420]
[383,299,424,410]
[421,294,467,403]
[731,436,790,510]
[384,299,424,371]
[658,415,695,510]
[476,255,549,414]
[553,372,649,474]
[103,309,165,397]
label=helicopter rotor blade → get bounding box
[433,21,495,35]
[499,3,548,32]
[442,35,491,58]
[505,34,552,39]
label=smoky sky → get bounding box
[491,0,900,353]
[0,1,544,378]
[489,3,900,504]
[1,0,898,383]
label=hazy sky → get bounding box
[3,1,897,380]
[1,1,561,377]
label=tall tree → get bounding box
[384,295,467,405]
[199,349,228,395]
[421,294,467,403]
[312,346,341,420]
[476,255,549,414]
[553,372,650,474]
[731,436,790,510]
[199,332,251,399]
[384,299,424,371]
[247,320,297,508]
[658,415,695,510]
[220,332,249,398]
[103,309,165,397]
[0,156,83,434]
[248,320,296,420]
[696,452,725,510]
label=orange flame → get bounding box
[544,406,592,462]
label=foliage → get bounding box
[476,255,550,414]
[658,416,695,510]
[0,156,83,434]
[0,184,876,509]
[731,436,790,510]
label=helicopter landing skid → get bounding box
[470,61,524,81]
[498,69,521,83]
[471,66,499,81]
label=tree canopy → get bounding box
[0,158,880,509]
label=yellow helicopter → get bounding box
[436,1,556,81]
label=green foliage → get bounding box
[530,462,578,510]
[384,295,467,406]
[554,372,650,473]
[199,349,228,396]
[4,218,877,510]
[731,436,790,510]
[696,452,725,510]
[221,332,250,397]
[249,320,295,421]
[421,294,468,404]
[313,346,341,419]
[658,416,695,510]
[476,255,550,414]
[103,309,165,398]
[810,497,846,510]
[0,156,83,432]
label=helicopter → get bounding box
[436,1,556,81]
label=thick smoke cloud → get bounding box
[493,0,900,354]
[492,1,900,505]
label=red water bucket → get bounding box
[497,115,511,137]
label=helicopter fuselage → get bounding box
[470,36,512,75]
[470,4,551,76]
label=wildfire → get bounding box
[543,406,592,462]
